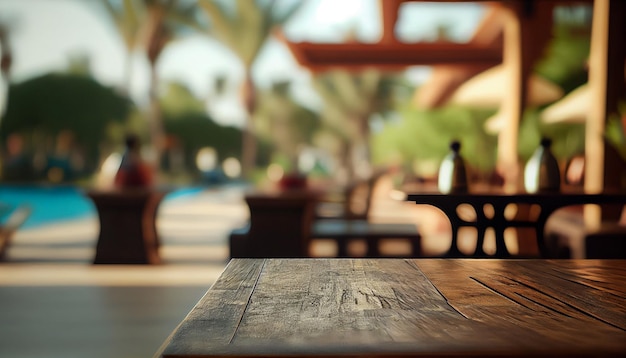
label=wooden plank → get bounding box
[160,259,266,357]
[547,260,626,309]
[229,258,506,355]
[159,259,626,357]
[415,259,626,353]
[284,42,503,72]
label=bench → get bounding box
[229,184,422,258]
[311,219,421,257]
[310,172,421,257]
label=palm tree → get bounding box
[197,0,304,176]
[254,80,319,172]
[96,0,205,166]
[312,69,400,182]
[98,0,144,93]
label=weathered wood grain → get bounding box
[160,259,265,357]
[159,259,626,357]
[415,259,626,353]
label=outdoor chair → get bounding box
[310,171,421,258]
[313,172,381,221]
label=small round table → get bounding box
[87,189,167,264]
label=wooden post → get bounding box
[497,3,525,193]
[498,0,553,193]
[499,0,554,256]
[585,0,626,229]
[378,0,404,44]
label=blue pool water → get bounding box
[0,185,204,229]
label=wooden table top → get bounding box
[158,259,626,357]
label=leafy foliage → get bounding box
[312,69,405,179]
[160,82,242,171]
[97,0,145,52]
[0,73,132,168]
[197,0,304,67]
[197,0,306,174]
[373,8,594,179]
[535,7,591,93]
[372,104,498,177]
[531,8,592,162]
[253,81,320,169]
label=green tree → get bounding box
[532,6,592,162]
[160,81,242,174]
[313,69,401,181]
[535,6,591,93]
[95,0,205,166]
[253,81,319,172]
[372,104,498,179]
[197,0,305,176]
[97,0,145,92]
[0,73,132,176]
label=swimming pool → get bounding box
[0,185,204,229]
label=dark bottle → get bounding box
[524,137,560,193]
[438,141,469,194]
[114,134,153,189]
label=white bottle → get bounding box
[438,141,469,194]
[524,138,561,193]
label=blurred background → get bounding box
[2,1,625,357]
[0,0,609,191]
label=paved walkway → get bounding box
[1,185,248,358]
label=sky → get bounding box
[0,0,485,127]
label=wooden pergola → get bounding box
[281,0,625,224]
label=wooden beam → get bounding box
[279,39,503,72]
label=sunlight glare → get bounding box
[314,0,363,24]
[267,164,284,183]
[222,157,241,178]
[196,147,217,172]
[95,152,122,188]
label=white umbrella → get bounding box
[448,64,564,108]
[541,84,588,124]
[483,110,506,134]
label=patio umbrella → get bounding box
[447,64,564,109]
[446,64,564,133]
[483,110,507,134]
[541,84,589,124]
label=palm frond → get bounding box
[198,0,238,48]
[237,0,262,27]
[359,69,382,101]
[122,0,143,48]
[167,2,208,35]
